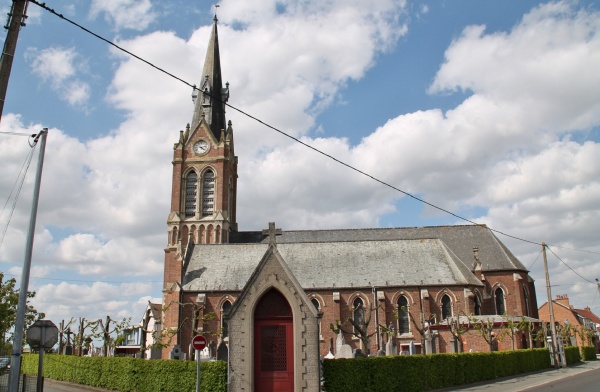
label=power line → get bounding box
[526,249,543,270]
[546,245,596,285]
[0,135,38,248]
[28,1,600,268]
[0,131,38,136]
[8,273,163,285]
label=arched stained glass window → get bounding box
[185,171,197,218]
[202,170,215,216]
[474,294,482,316]
[353,297,365,335]
[523,286,530,317]
[441,295,452,320]
[222,300,232,338]
[495,288,506,315]
[397,296,410,334]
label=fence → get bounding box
[0,350,40,392]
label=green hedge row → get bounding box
[564,346,581,365]
[22,355,227,392]
[323,349,551,392]
[580,346,597,361]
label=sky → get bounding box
[1,0,600,332]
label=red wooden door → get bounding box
[254,289,294,392]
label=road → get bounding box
[521,367,600,392]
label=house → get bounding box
[538,294,600,352]
[115,301,162,358]
[160,17,540,391]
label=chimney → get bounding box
[555,294,571,308]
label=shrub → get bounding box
[322,349,550,392]
[580,346,597,361]
[22,354,227,392]
[564,346,581,365]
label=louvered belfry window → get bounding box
[185,171,198,218]
[202,170,215,216]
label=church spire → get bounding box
[191,15,229,141]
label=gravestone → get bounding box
[216,339,228,361]
[169,344,186,360]
[385,336,397,356]
[335,331,353,359]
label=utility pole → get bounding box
[596,278,600,299]
[8,128,47,392]
[542,242,559,368]
[0,0,29,123]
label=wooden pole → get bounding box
[0,0,28,123]
[542,242,559,368]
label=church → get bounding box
[161,17,540,391]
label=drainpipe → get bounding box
[372,286,380,352]
[317,311,323,392]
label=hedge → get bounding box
[21,355,227,392]
[323,349,551,392]
[580,346,597,361]
[564,346,581,365]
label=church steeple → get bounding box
[191,15,229,141]
[165,13,238,252]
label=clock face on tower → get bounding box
[193,140,210,155]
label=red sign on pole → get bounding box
[192,335,207,351]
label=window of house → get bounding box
[353,297,365,335]
[221,300,232,338]
[441,295,452,320]
[185,171,198,218]
[397,296,410,334]
[474,294,482,316]
[202,170,215,216]
[495,287,506,315]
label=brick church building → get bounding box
[162,17,540,391]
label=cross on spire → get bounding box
[262,222,282,246]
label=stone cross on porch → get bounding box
[262,222,282,246]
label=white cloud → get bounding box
[430,2,600,133]
[89,0,156,31]
[25,47,91,107]
[3,0,600,325]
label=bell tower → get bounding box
[162,17,237,357]
[167,15,237,251]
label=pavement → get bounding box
[43,379,112,392]
[41,359,600,392]
[449,359,600,392]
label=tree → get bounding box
[448,316,470,353]
[471,317,501,352]
[90,316,131,356]
[0,272,45,349]
[330,301,379,356]
[500,314,520,351]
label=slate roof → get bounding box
[230,224,527,272]
[183,238,484,291]
[190,16,227,140]
[574,308,600,324]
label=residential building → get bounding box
[538,294,600,352]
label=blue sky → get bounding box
[1,0,600,330]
